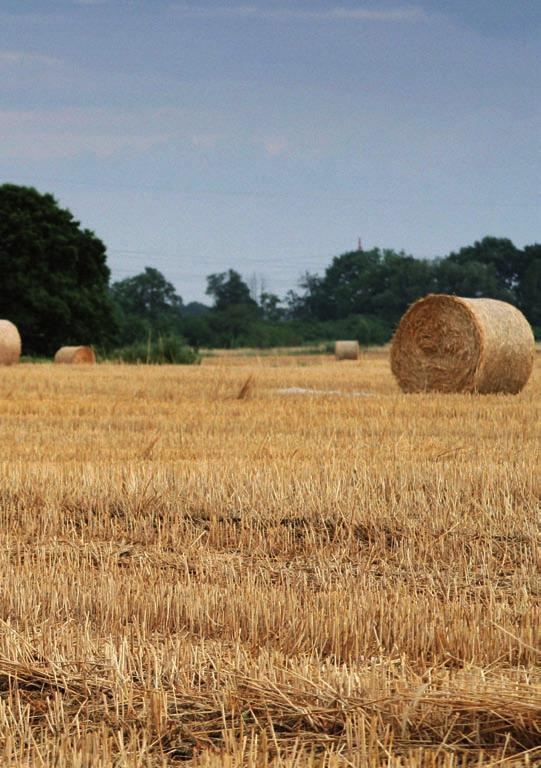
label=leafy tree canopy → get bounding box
[110,266,185,344]
[0,184,117,355]
[287,238,540,334]
[259,292,284,322]
[111,267,183,320]
[519,245,541,326]
[206,269,258,311]
[183,301,210,317]
[447,236,527,290]
[287,248,435,325]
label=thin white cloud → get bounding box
[0,107,178,160]
[0,51,61,66]
[170,5,425,22]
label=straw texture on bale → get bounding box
[0,320,22,365]
[335,340,360,361]
[391,294,534,394]
[54,346,96,365]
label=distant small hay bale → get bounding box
[335,340,360,361]
[0,320,22,365]
[54,346,96,365]
[391,294,534,394]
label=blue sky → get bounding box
[0,1,539,302]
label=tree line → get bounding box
[1,184,539,358]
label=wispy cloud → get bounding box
[0,51,61,66]
[170,5,425,22]
[0,107,177,160]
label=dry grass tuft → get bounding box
[237,373,256,399]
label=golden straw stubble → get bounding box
[54,346,96,364]
[0,319,22,365]
[391,294,535,394]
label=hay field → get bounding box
[0,350,539,766]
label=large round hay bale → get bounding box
[0,320,22,365]
[335,340,360,360]
[391,294,534,394]
[54,346,96,365]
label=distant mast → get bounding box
[357,237,363,251]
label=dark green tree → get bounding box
[206,269,258,311]
[110,267,184,343]
[112,267,183,321]
[259,291,284,321]
[370,251,436,325]
[518,244,541,327]
[181,314,214,349]
[445,236,526,290]
[288,248,433,327]
[433,258,509,301]
[313,249,384,319]
[0,184,117,355]
[183,301,211,317]
[205,270,261,347]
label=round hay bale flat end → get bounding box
[335,340,360,361]
[0,320,22,365]
[391,294,534,394]
[54,346,96,365]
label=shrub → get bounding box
[109,335,199,364]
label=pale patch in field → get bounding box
[277,386,375,397]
